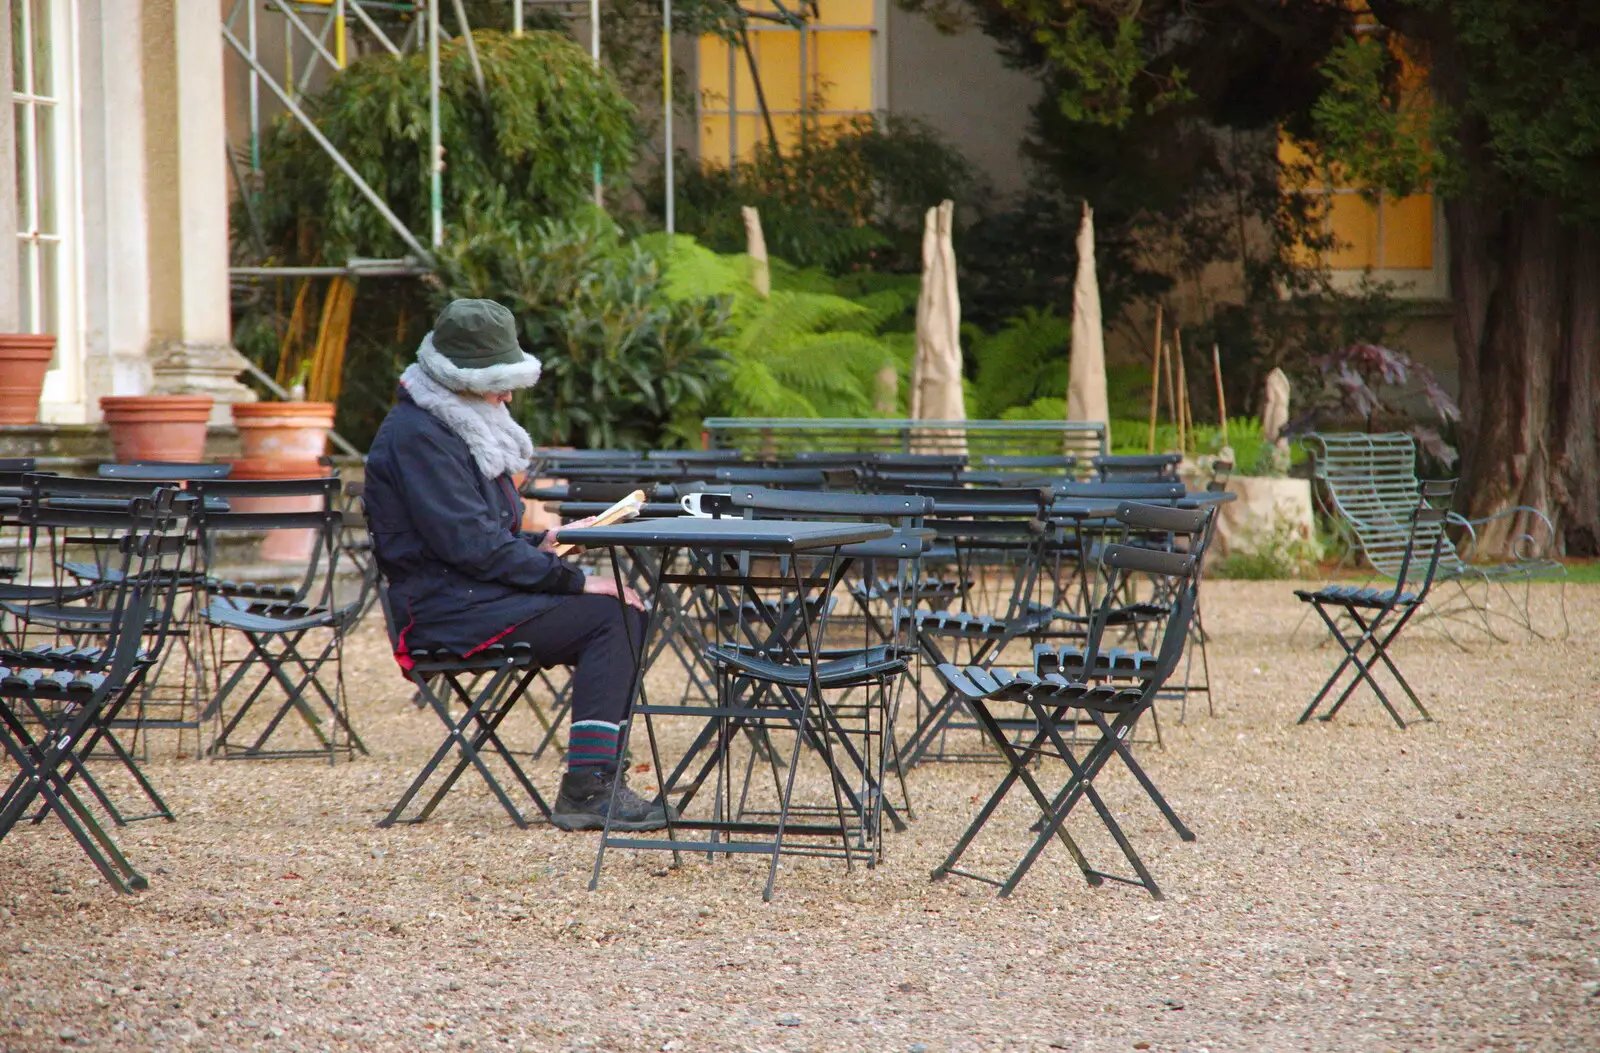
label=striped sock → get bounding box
[568,720,621,771]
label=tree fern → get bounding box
[650,234,905,421]
[969,307,1072,419]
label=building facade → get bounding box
[2,0,251,435]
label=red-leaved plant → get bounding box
[1298,343,1461,465]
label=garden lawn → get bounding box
[1,582,1596,1052]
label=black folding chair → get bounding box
[887,487,1054,765]
[1294,481,1452,728]
[333,479,385,629]
[929,511,1206,898]
[0,488,185,891]
[191,476,367,762]
[0,458,37,590]
[0,475,141,640]
[1094,454,1181,483]
[714,466,830,489]
[65,463,231,744]
[1035,485,1218,734]
[716,486,930,847]
[360,501,558,828]
[1034,502,1213,681]
[1,476,200,825]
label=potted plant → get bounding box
[228,364,336,561]
[99,393,215,463]
[0,333,57,425]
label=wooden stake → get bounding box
[1212,342,1229,447]
[1161,340,1178,451]
[1174,326,1189,457]
[1146,305,1163,454]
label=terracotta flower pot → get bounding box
[231,401,336,462]
[228,456,331,563]
[99,395,215,464]
[0,333,57,425]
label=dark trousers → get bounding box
[502,594,646,729]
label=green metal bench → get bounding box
[703,417,1107,463]
[1304,432,1567,640]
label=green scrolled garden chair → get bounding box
[1303,431,1568,641]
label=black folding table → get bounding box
[557,517,892,900]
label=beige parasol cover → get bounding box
[910,200,965,442]
[1067,202,1110,429]
[741,205,770,299]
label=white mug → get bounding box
[679,492,713,517]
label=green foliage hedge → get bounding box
[248,31,635,261]
[435,213,728,449]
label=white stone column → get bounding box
[0,0,19,333]
[142,0,253,423]
[79,0,152,412]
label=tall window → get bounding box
[698,0,876,166]
[1280,136,1436,273]
[12,0,77,351]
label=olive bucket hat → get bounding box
[416,298,543,394]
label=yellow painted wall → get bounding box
[698,0,875,165]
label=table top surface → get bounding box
[559,517,892,551]
[1044,498,1124,518]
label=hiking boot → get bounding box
[550,768,676,832]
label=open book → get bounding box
[552,489,645,557]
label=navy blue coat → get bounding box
[364,387,584,657]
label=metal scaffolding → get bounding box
[221,0,612,281]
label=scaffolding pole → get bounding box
[334,0,347,67]
[663,0,674,233]
[429,0,443,247]
[592,0,603,206]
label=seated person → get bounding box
[363,298,671,832]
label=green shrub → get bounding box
[1107,415,1307,472]
[999,396,1067,422]
[234,30,644,448]
[435,212,728,449]
[648,115,981,273]
[969,309,1070,419]
[1210,518,1323,580]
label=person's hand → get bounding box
[541,515,598,554]
[583,573,646,612]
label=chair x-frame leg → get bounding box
[380,660,552,828]
[17,666,175,828]
[934,696,1168,898]
[206,623,366,760]
[1299,598,1432,729]
[0,698,149,892]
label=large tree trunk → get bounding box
[1450,195,1600,556]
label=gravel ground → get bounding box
[2,582,1597,1053]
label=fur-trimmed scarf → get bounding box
[400,335,537,479]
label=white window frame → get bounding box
[14,0,85,423]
